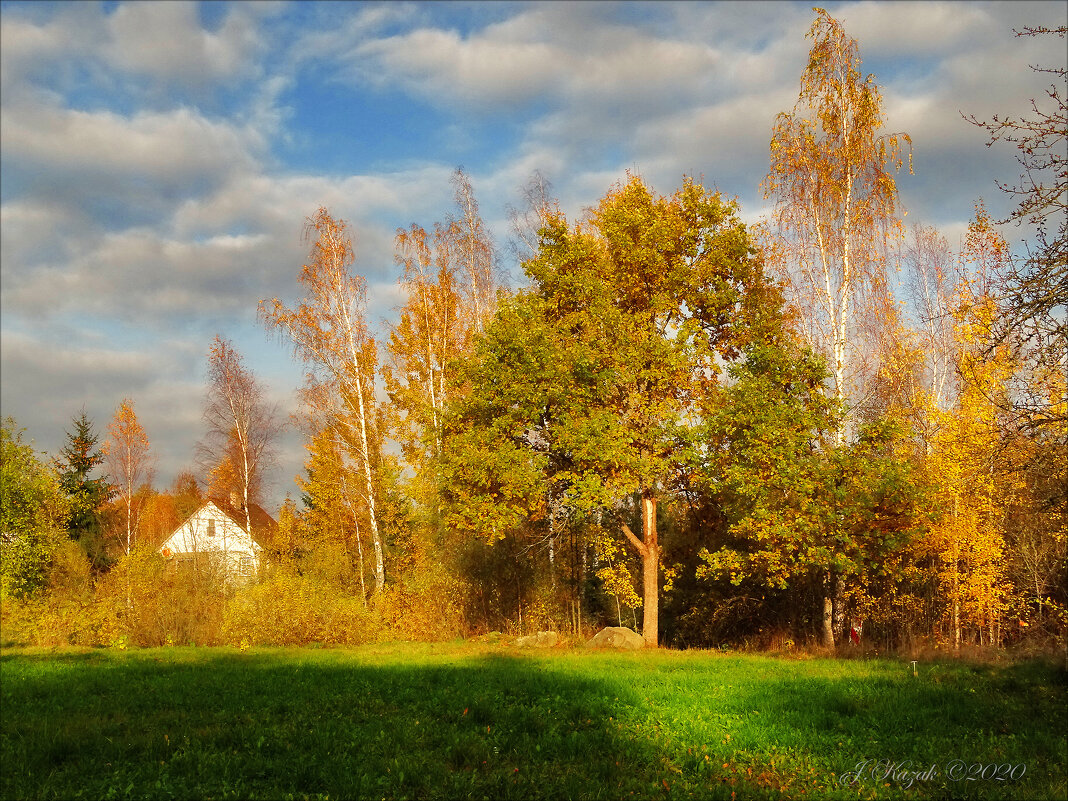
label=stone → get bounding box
[515,630,559,648]
[585,626,645,649]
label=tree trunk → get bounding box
[641,492,659,648]
[821,571,835,648]
[351,369,385,593]
[833,574,846,643]
[621,490,660,648]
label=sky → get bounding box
[2,0,1065,510]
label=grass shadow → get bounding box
[2,647,678,800]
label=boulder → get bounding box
[585,626,645,650]
[515,630,559,648]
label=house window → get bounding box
[207,520,215,538]
[240,554,253,575]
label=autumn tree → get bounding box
[451,168,497,334]
[298,425,372,604]
[1,418,70,599]
[925,301,1015,649]
[198,335,280,533]
[763,8,912,646]
[695,338,925,647]
[445,175,777,647]
[260,208,386,593]
[919,206,1017,649]
[170,470,203,521]
[384,171,506,536]
[965,25,1066,426]
[764,7,912,440]
[136,489,179,550]
[902,224,959,421]
[384,220,466,507]
[507,170,557,265]
[105,399,153,557]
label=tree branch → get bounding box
[621,522,647,557]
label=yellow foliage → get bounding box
[923,281,1017,645]
[223,568,377,646]
[373,565,467,641]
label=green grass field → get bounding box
[1,642,1065,800]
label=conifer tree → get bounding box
[55,411,111,565]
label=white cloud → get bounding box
[1,102,259,185]
[320,3,727,112]
[347,26,566,106]
[0,1,270,100]
[831,1,994,57]
[0,4,104,96]
[104,1,265,86]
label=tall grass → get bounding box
[2,643,1064,800]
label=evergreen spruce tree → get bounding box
[55,411,111,566]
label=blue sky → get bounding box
[2,0,1065,509]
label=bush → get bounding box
[223,568,378,646]
[374,563,467,641]
[90,547,230,646]
[1,539,118,647]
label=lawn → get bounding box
[1,642,1065,800]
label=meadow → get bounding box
[1,642,1064,800]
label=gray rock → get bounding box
[515,630,559,648]
[585,626,645,649]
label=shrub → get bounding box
[374,563,467,641]
[92,547,230,646]
[223,568,378,646]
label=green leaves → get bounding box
[444,176,776,544]
[694,336,926,612]
[1,418,71,599]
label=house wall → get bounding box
[159,503,262,577]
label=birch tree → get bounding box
[451,168,496,334]
[386,173,500,526]
[199,335,280,534]
[260,208,386,593]
[106,398,152,557]
[903,224,959,418]
[384,221,465,479]
[763,8,911,646]
[763,7,912,438]
[507,170,557,264]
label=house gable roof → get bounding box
[167,497,277,550]
[207,496,277,540]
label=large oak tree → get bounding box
[445,175,778,647]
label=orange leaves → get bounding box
[108,399,149,457]
[106,398,153,555]
[261,208,386,593]
[764,9,911,424]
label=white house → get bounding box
[158,495,276,581]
